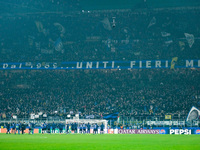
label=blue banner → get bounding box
[0,59,199,70]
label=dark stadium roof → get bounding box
[0,0,200,15]
[80,0,200,10]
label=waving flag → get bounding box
[179,41,185,51]
[35,21,48,36]
[54,38,64,53]
[101,18,112,31]
[184,33,195,48]
[186,106,200,121]
[148,17,156,28]
[54,23,66,35]
[170,57,178,69]
[35,21,44,33]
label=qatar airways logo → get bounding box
[118,129,159,134]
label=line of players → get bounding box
[6,121,35,134]
[5,121,105,134]
[42,122,105,134]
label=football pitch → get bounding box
[0,134,199,150]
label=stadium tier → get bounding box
[0,0,200,131]
[0,5,200,62]
[0,68,199,121]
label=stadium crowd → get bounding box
[0,2,200,121]
[0,6,200,62]
[0,68,199,120]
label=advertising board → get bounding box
[118,129,159,134]
[169,129,191,135]
[194,129,200,134]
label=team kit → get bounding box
[5,122,105,134]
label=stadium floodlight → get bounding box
[186,106,200,121]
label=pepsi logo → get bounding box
[196,129,200,134]
[160,129,165,134]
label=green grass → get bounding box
[0,134,199,150]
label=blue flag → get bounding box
[54,38,64,53]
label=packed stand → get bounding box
[0,7,200,62]
[0,68,199,119]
